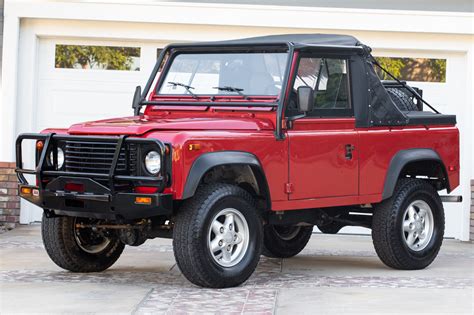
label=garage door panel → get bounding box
[36,83,135,131]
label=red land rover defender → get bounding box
[16,34,460,288]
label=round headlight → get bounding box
[145,151,161,175]
[50,148,65,169]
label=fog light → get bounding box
[135,197,152,205]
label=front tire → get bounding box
[262,225,313,258]
[372,179,444,270]
[173,184,263,288]
[41,214,125,272]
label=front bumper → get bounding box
[16,133,173,220]
[19,177,173,220]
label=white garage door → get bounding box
[20,38,165,223]
[22,40,469,240]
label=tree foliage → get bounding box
[55,45,140,71]
[374,57,446,82]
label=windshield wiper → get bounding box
[168,81,198,98]
[213,86,248,99]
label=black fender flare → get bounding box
[182,151,271,205]
[382,148,447,200]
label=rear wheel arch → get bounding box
[182,151,271,210]
[382,149,449,200]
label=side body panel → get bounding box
[143,130,289,203]
[287,118,358,199]
[358,125,460,197]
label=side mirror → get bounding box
[297,86,314,113]
[132,86,142,116]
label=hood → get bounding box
[68,116,274,135]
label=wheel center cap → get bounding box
[224,232,233,244]
[415,221,422,230]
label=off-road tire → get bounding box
[372,179,444,270]
[262,225,313,258]
[173,184,263,288]
[387,88,419,111]
[42,214,125,272]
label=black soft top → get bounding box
[153,33,455,129]
[201,33,362,47]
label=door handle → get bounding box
[345,144,355,160]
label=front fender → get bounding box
[182,151,264,200]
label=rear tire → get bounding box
[372,179,444,270]
[262,225,313,258]
[41,214,125,272]
[173,184,263,288]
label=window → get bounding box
[288,57,351,117]
[55,44,141,71]
[157,52,288,96]
[374,57,446,83]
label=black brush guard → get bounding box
[15,133,173,220]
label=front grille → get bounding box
[64,140,137,175]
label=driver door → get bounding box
[286,55,359,200]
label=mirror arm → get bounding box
[285,113,306,129]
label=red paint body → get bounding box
[44,110,459,212]
[42,50,460,213]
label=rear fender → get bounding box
[382,149,448,199]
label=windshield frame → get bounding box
[155,50,289,99]
[138,43,294,140]
[150,45,290,106]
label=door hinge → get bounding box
[285,183,294,194]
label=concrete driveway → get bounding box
[0,225,472,314]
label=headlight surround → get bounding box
[144,151,161,175]
[49,147,65,169]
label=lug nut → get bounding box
[229,224,233,230]
[219,240,223,246]
[227,245,232,251]
[220,227,224,233]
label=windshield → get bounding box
[158,52,288,97]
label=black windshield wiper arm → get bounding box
[168,81,198,98]
[213,86,248,99]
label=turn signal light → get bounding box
[36,141,44,151]
[188,143,201,151]
[135,197,152,205]
[21,187,32,195]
